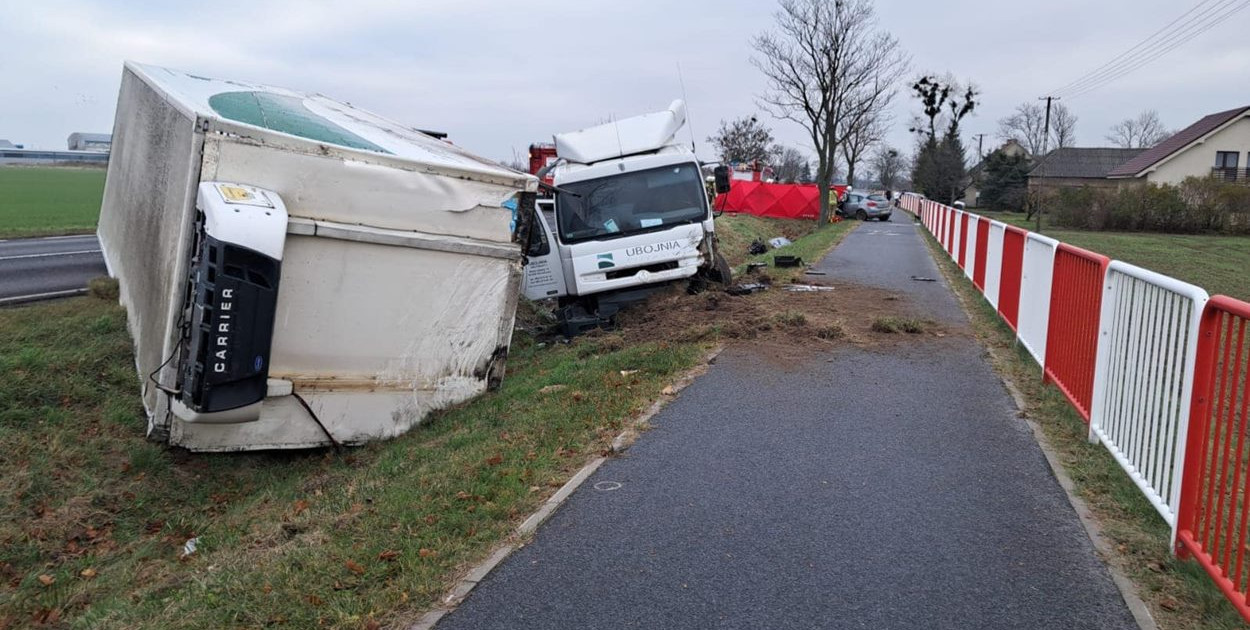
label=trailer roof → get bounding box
[127,62,531,186]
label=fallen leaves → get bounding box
[377,549,401,562]
[37,574,55,586]
[293,499,310,516]
[484,454,503,467]
[418,548,438,559]
[79,568,97,579]
[661,385,676,396]
[345,560,366,575]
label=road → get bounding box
[0,234,107,305]
[435,215,1142,629]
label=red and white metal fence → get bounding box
[896,193,1250,622]
[1090,262,1208,536]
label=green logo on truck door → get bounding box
[596,253,615,269]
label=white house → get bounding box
[1107,105,1250,185]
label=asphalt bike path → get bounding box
[436,215,1140,629]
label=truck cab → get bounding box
[521,101,729,334]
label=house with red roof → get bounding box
[1107,105,1250,185]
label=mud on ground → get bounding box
[600,269,968,364]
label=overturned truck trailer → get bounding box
[99,62,537,452]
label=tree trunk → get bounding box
[817,158,832,225]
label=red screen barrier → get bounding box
[1042,243,1109,421]
[997,226,1026,331]
[1176,296,1250,623]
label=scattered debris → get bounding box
[726,283,769,296]
[746,262,768,272]
[181,537,199,559]
[619,370,639,376]
[774,255,804,268]
[910,276,937,282]
[803,269,827,276]
[748,239,768,255]
[768,236,793,248]
[785,284,836,292]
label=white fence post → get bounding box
[985,221,1006,308]
[951,209,963,261]
[1017,233,1058,367]
[1087,261,1208,544]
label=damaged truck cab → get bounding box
[521,100,731,335]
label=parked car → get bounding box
[838,192,892,221]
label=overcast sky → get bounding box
[2,0,1247,169]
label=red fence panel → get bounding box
[973,217,990,290]
[1043,243,1109,421]
[1176,296,1250,623]
[997,225,1026,331]
[957,213,970,269]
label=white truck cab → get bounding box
[522,100,730,335]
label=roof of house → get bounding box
[1029,147,1147,179]
[1107,106,1250,178]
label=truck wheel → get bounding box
[711,251,733,286]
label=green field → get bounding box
[976,211,1250,302]
[0,166,106,238]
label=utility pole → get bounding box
[973,133,986,159]
[1036,96,1060,233]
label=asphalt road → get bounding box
[436,214,1141,629]
[0,234,107,305]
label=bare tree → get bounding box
[752,0,909,224]
[997,102,1076,156]
[502,147,528,172]
[870,144,905,192]
[1106,109,1172,148]
[840,110,887,187]
[1051,104,1077,149]
[770,145,809,182]
[708,116,776,165]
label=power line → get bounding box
[1051,0,1223,97]
[1050,0,1250,100]
[1062,0,1250,99]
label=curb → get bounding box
[925,232,1157,630]
[405,345,723,630]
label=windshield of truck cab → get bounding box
[556,163,707,243]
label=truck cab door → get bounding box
[521,201,568,300]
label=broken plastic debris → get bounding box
[619,370,639,376]
[181,537,199,558]
[768,237,792,248]
[785,284,835,292]
[910,276,937,282]
[726,283,768,296]
[746,262,768,271]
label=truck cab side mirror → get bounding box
[713,166,731,194]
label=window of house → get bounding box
[1216,151,1239,168]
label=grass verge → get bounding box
[974,210,1250,302]
[0,296,709,629]
[0,167,105,239]
[917,222,1245,630]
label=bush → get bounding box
[1047,178,1250,234]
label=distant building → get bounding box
[67,132,112,152]
[965,139,1031,207]
[1107,105,1250,185]
[1027,147,1146,198]
[0,139,14,149]
[0,148,109,166]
